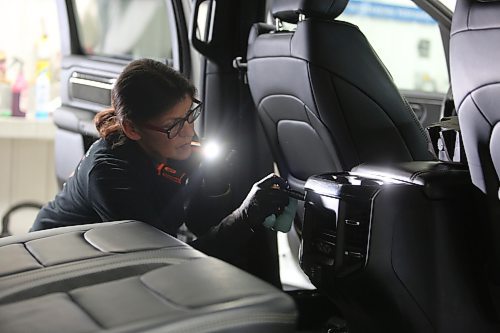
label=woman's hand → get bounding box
[235,174,290,230]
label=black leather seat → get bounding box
[450,0,500,303]
[246,0,434,192]
[451,0,500,196]
[0,221,297,332]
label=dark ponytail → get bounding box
[94,108,122,140]
[94,58,196,146]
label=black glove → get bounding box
[234,174,290,230]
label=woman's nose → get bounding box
[179,120,195,138]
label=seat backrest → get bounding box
[450,0,500,295]
[246,0,434,191]
[450,0,500,197]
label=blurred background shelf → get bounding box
[0,117,58,235]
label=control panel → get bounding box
[300,173,383,285]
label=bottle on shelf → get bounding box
[0,51,11,117]
[34,29,51,119]
[10,58,28,118]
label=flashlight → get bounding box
[202,141,222,160]
[191,140,222,159]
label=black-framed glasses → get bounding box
[142,98,203,139]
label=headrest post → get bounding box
[272,0,349,23]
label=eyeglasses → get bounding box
[142,98,203,139]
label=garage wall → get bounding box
[0,118,58,235]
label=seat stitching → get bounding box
[467,4,471,29]
[66,291,104,328]
[0,247,192,283]
[455,82,500,120]
[289,51,429,150]
[23,242,45,267]
[326,0,337,16]
[258,103,289,178]
[451,26,500,36]
[0,222,131,246]
[165,313,296,332]
[138,275,191,310]
[327,73,417,160]
[259,94,349,171]
[306,63,353,169]
[138,273,279,312]
[0,258,185,300]
[326,74,361,166]
[470,94,493,127]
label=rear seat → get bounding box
[0,221,297,332]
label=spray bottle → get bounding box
[10,58,28,117]
[34,30,51,119]
[0,51,11,117]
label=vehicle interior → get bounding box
[1,0,500,332]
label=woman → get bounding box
[32,58,291,267]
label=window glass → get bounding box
[195,0,216,43]
[72,0,172,60]
[338,0,449,93]
[440,0,456,11]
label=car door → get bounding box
[54,0,191,187]
[337,0,454,129]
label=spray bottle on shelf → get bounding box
[10,58,28,118]
[34,28,51,119]
[0,51,11,117]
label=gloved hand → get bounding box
[262,197,298,233]
[235,174,290,230]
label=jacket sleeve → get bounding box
[88,159,180,233]
[185,185,256,261]
[188,208,256,263]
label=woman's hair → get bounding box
[94,58,196,145]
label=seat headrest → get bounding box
[272,0,349,23]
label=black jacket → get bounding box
[32,138,254,261]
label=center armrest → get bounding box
[351,161,471,199]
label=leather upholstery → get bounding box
[272,0,349,23]
[352,161,471,199]
[450,0,500,195]
[450,1,500,311]
[0,221,297,332]
[247,6,434,192]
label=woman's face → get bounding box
[136,95,196,161]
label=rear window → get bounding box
[338,0,449,94]
[72,0,173,60]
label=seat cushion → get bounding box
[0,221,297,332]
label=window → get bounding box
[72,0,173,60]
[338,0,449,94]
[440,0,456,11]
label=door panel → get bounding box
[54,56,127,186]
[60,56,126,112]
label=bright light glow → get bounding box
[202,141,222,160]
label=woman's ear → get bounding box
[122,119,142,141]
